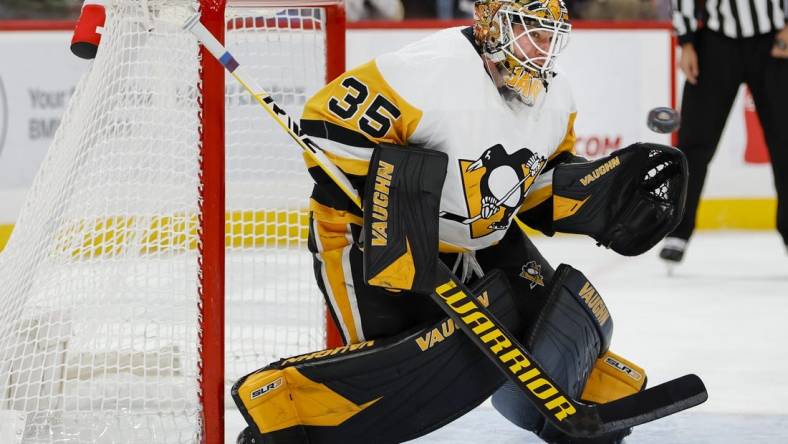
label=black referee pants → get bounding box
[670,29,788,245]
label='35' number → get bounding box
[328,77,401,139]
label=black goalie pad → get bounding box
[552,143,688,256]
[363,143,448,293]
[492,264,623,443]
[232,271,522,444]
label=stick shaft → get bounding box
[183,13,361,209]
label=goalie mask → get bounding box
[473,0,571,105]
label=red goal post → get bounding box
[200,1,345,442]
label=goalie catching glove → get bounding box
[551,143,688,256]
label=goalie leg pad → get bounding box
[233,270,522,444]
[363,143,448,293]
[552,143,688,256]
[491,264,619,441]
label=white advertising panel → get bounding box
[0,25,771,224]
[0,31,89,221]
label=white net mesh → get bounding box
[0,1,332,442]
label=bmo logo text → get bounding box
[0,76,7,157]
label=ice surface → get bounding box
[225,231,788,443]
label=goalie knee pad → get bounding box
[233,270,523,444]
[491,264,645,443]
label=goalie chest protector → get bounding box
[302,27,577,252]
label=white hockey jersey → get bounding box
[302,27,577,252]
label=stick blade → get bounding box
[593,374,708,433]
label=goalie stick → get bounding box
[430,262,706,437]
[183,13,708,438]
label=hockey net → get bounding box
[0,1,344,442]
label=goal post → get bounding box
[0,1,345,442]
[200,2,344,442]
[200,4,226,444]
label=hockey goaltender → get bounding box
[230,1,707,443]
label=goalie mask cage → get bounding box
[0,1,345,443]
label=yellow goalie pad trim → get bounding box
[237,367,382,433]
[553,195,589,222]
[581,350,647,404]
[367,239,416,290]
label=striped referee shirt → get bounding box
[673,0,786,44]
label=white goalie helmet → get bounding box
[473,0,571,104]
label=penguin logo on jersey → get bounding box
[520,260,545,289]
[444,144,545,239]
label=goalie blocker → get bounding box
[362,142,447,293]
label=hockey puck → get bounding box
[647,107,680,134]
